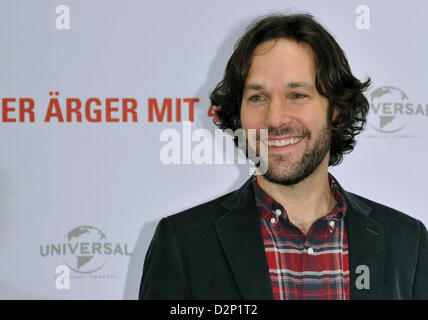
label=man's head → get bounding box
[210,13,370,184]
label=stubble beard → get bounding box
[253,125,332,186]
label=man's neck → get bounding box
[256,157,337,235]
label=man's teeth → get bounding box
[266,137,303,147]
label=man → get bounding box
[139,13,428,299]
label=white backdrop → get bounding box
[0,0,427,299]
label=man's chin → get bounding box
[262,170,306,186]
[261,156,321,186]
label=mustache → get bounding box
[254,125,311,139]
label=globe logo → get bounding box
[63,225,109,274]
[367,86,410,133]
[40,225,133,275]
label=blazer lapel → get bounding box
[215,175,386,300]
[338,182,386,299]
[215,178,274,300]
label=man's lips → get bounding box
[261,136,304,147]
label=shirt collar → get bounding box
[252,173,348,225]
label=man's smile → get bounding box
[261,136,305,152]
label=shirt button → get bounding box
[274,209,282,216]
[270,217,276,224]
[308,247,314,255]
[329,220,335,227]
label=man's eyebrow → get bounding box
[243,82,316,93]
[243,83,265,92]
[285,81,315,91]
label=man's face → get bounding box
[240,38,332,185]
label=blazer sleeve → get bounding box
[139,218,191,299]
[412,220,428,299]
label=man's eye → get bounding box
[292,93,307,99]
[249,95,265,102]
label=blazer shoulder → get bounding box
[164,189,236,229]
[348,191,424,231]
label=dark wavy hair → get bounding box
[210,13,371,166]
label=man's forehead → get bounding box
[245,39,317,90]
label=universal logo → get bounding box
[365,86,427,138]
[40,225,133,275]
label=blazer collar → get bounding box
[216,174,385,300]
[333,176,386,300]
[215,177,274,299]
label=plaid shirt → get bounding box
[253,173,350,300]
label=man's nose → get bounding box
[264,97,295,128]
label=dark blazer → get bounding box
[139,176,428,300]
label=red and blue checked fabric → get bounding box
[253,174,350,300]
